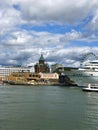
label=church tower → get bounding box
[34,54,50,73]
[39,54,45,64]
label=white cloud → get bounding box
[60,30,82,42]
[45,46,98,67]
[86,9,98,33]
[0,27,98,67]
[0,0,97,24]
[0,0,98,67]
[0,8,20,30]
[0,0,98,31]
[12,0,98,25]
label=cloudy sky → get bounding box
[0,0,98,67]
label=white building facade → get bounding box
[39,72,59,80]
[0,66,33,79]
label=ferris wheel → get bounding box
[80,52,96,66]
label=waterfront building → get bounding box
[5,72,41,84]
[39,72,59,80]
[4,72,59,85]
[0,66,33,80]
[51,63,63,72]
[39,72,59,83]
[34,54,50,73]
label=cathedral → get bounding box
[34,54,50,73]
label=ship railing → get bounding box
[84,83,98,87]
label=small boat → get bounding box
[82,84,98,92]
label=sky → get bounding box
[0,0,98,67]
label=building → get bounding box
[39,72,59,80]
[51,63,63,72]
[39,72,59,84]
[34,54,50,73]
[5,72,41,85]
[5,71,59,85]
[0,66,33,80]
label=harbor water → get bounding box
[0,85,98,130]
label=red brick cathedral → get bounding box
[34,54,50,73]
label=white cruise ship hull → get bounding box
[64,69,98,86]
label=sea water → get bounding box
[0,85,98,130]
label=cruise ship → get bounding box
[63,55,98,86]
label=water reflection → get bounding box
[1,85,98,130]
[84,92,98,130]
